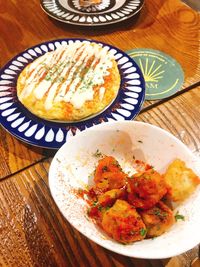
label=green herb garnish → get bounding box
[174,211,185,221]
[45,74,51,81]
[153,209,161,216]
[140,228,147,236]
[93,149,102,158]
[92,201,98,207]
[98,205,102,211]
[153,209,167,217]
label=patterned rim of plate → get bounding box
[0,38,145,149]
[40,0,144,26]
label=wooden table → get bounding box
[0,0,199,266]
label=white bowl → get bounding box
[49,121,200,259]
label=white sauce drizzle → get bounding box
[99,87,105,101]
[19,42,115,110]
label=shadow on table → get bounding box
[48,11,142,36]
[107,249,170,267]
[182,0,200,11]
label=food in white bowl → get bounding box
[82,155,199,244]
[49,121,200,259]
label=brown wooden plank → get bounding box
[162,246,199,267]
[0,127,54,179]
[0,128,46,179]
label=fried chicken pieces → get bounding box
[140,201,174,237]
[127,169,168,209]
[102,200,146,243]
[93,156,127,193]
[86,156,199,244]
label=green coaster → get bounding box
[127,48,184,100]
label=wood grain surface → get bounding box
[0,86,199,267]
[0,2,200,264]
[0,130,49,179]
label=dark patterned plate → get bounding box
[40,0,144,26]
[0,38,145,149]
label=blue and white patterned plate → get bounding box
[40,0,144,26]
[0,39,145,149]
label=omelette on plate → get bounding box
[17,41,120,121]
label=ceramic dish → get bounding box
[40,0,144,26]
[49,121,200,259]
[0,38,145,149]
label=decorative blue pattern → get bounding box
[40,0,144,26]
[0,38,145,149]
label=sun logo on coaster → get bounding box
[127,48,184,100]
[138,58,165,83]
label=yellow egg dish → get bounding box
[17,42,120,121]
